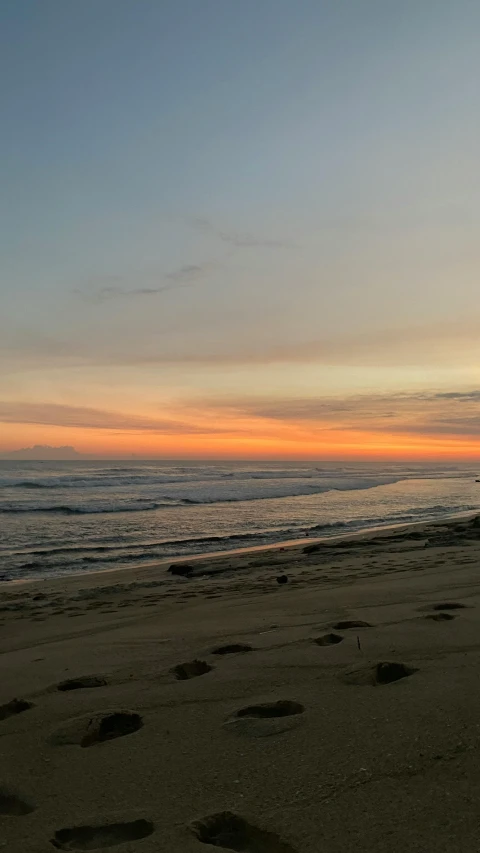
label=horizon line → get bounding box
[1,455,479,464]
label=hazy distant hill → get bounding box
[0,445,83,460]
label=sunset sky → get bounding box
[1,0,480,460]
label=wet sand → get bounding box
[2,514,480,851]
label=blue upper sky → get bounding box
[3,0,479,297]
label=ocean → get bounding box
[1,460,479,582]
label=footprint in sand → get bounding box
[432,602,467,611]
[426,613,456,622]
[50,710,143,748]
[342,661,417,686]
[56,677,107,692]
[332,620,372,630]
[0,786,35,815]
[51,819,154,850]
[172,660,212,680]
[237,700,304,719]
[224,700,305,738]
[191,811,298,853]
[314,633,343,646]
[0,698,34,721]
[212,644,253,655]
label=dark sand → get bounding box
[2,514,480,851]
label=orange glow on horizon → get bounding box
[2,421,480,461]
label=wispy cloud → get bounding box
[76,262,213,303]
[1,390,480,445]
[125,319,480,368]
[165,264,207,282]
[433,391,480,401]
[2,318,479,373]
[197,389,480,438]
[0,401,230,434]
[91,281,190,303]
[188,216,292,249]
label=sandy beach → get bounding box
[3,513,480,851]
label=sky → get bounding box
[1,0,480,460]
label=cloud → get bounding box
[76,262,213,303]
[93,281,190,302]
[1,388,480,446]
[197,389,480,438]
[165,264,207,282]
[432,391,480,401]
[188,216,292,249]
[371,417,480,436]
[2,445,81,459]
[0,401,230,435]
[2,317,480,374]
[123,319,480,368]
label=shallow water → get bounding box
[1,460,479,580]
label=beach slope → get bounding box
[2,515,480,851]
